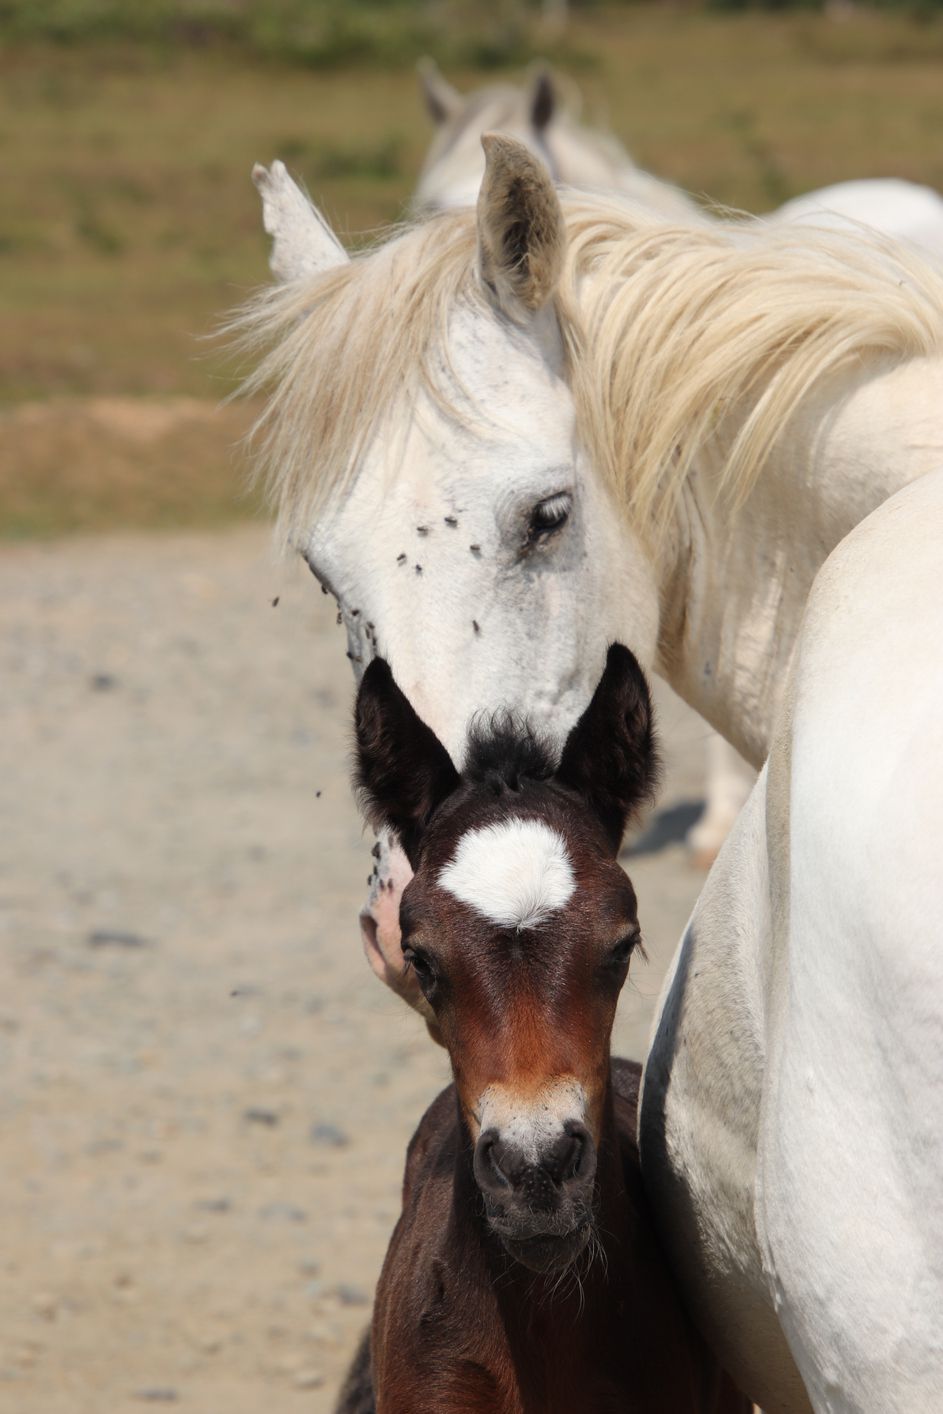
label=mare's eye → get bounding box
[403,945,437,996]
[607,930,640,969]
[528,492,572,541]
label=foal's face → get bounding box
[402,787,640,1272]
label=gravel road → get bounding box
[1,526,714,1413]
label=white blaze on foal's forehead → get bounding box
[437,817,575,930]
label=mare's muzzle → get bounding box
[473,1122,596,1272]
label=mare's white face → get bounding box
[306,303,657,762]
[252,139,660,1007]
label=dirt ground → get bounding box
[1,525,715,1414]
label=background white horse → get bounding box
[411,60,943,868]
[240,138,943,1406]
[413,58,701,220]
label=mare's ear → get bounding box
[556,644,660,849]
[252,160,349,283]
[355,658,461,867]
[476,133,564,318]
[528,65,557,132]
[418,57,462,126]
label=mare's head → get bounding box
[354,644,659,1273]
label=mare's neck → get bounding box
[654,353,943,765]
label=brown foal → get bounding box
[337,644,749,1414]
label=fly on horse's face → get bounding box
[355,644,660,1273]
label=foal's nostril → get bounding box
[474,1129,511,1196]
[474,1123,597,1208]
[549,1122,595,1188]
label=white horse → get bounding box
[412,61,943,868]
[239,140,943,1407]
[414,59,702,220]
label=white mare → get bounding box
[412,62,943,867]
[239,141,943,1407]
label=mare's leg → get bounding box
[686,732,756,868]
[334,1327,375,1414]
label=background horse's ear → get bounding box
[528,65,557,132]
[556,644,661,849]
[252,160,349,283]
[355,658,461,866]
[476,133,564,317]
[417,57,462,126]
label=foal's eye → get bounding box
[403,945,437,995]
[607,930,640,969]
[527,492,572,541]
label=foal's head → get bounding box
[355,644,659,1274]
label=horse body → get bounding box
[643,471,943,1411]
[774,178,943,262]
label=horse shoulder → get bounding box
[757,469,943,1411]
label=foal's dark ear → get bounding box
[555,644,660,849]
[354,658,461,866]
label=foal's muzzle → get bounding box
[474,1122,596,1272]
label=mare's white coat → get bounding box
[642,473,943,1412]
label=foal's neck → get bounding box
[656,353,943,765]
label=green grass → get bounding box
[2,8,943,534]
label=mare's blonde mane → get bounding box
[233,193,943,547]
